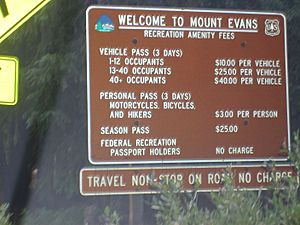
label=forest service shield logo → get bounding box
[265,19,280,36]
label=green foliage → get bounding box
[264,178,300,225]
[151,180,209,225]
[151,132,300,225]
[290,130,300,172]
[99,206,121,225]
[151,175,265,225]
[22,207,83,225]
[210,177,264,225]
[152,181,193,225]
[152,176,300,225]
[264,131,300,225]
[0,204,12,225]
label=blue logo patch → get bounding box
[95,14,114,32]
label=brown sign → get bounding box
[86,6,290,165]
[80,164,296,195]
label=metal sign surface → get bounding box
[0,0,51,43]
[86,6,290,165]
[0,56,18,105]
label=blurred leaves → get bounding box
[99,206,121,225]
[0,204,12,225]
[152,132,300,225]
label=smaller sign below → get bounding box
[80,164,297,195]
[0,56,19,105]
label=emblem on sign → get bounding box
[95,14,114,32]
[265,19,280,36]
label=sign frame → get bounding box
[86,6,291,165]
